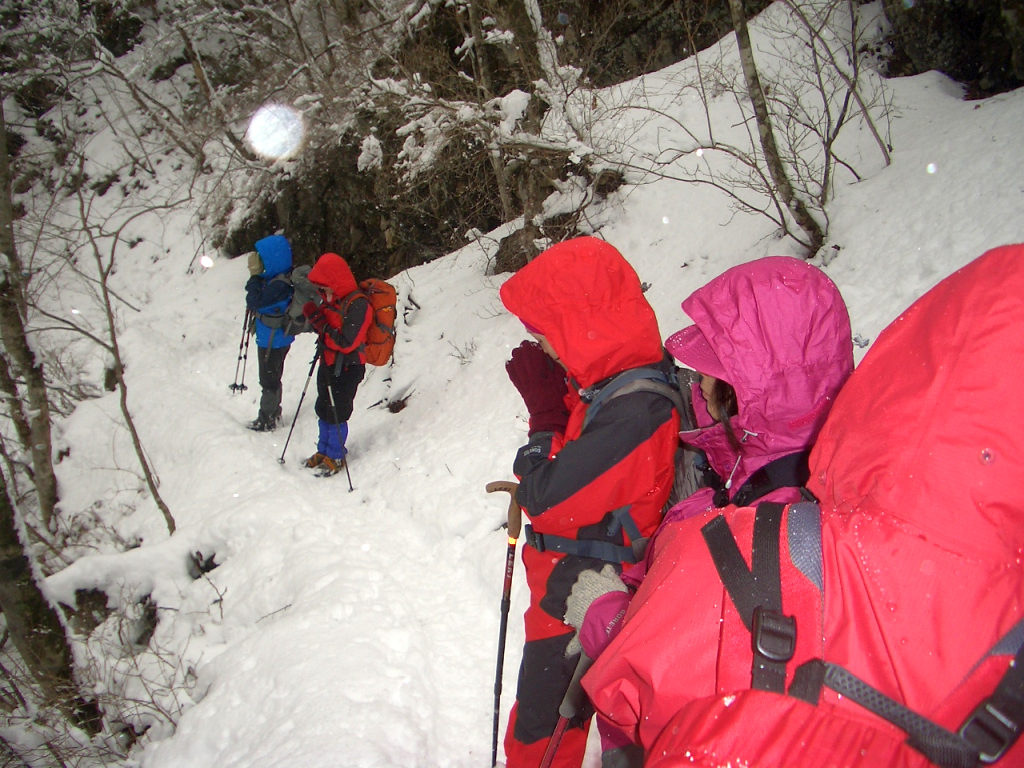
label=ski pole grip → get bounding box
[486,481,522,539]
[559,652,593,719]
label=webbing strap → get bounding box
[607,505,643,543]
[524,524,638,564]
[728,451,812,508]
[701,503,795,693]
[823,664,979,768]
[789,621,1024,766]
[958,633,1024,764]
[701,515,760,629]
[581,368,678,431]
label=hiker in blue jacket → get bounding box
[244,235,296,431]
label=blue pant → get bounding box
[317,420,348,460]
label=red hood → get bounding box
[499,237,664,387]
[308,252,358,297]
[808,244,1024,558]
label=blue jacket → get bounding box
[245,235,295,349]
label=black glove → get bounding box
[505,341,570,435]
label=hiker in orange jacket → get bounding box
[302,252,372,476]
[498,237,682,768]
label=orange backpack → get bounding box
[358,278,397,366]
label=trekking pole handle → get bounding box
[486,481,522,539]
[559,651,593,719]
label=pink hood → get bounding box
[666,256,853,497]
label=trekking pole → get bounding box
[238,316,253,392]
[230,309,252,392]
[539,651,594,768]
[278,349,320,464]
[325,367,355,493]
[485,481,522,768]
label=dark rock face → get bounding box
[223,1,774,275]
[220,131,501,280]
[883,0,1024,94]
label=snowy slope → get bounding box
[34,9,1024,768]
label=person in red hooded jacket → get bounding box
[302,252,372,476]
[498,237,682,768]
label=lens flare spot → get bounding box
[662,216,670,224]
[200,255,214,269]
[696,148,704,157]
[926,163,937,174]
[246,104,305,160]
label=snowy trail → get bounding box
[82,246,534,767]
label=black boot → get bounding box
[247,413,277,432]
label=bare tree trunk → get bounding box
[177,27,257,162]
[75,179,176,535]
[0,102,59,528]
[465,1,516,222]
[0,352,34,467]
[727,0,824,252]
[0,471,102,734]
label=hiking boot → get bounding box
[305,452,328,468]
[315,456,345,478]
[247,414,277,432]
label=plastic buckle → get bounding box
[524,525,546,553]
[752,607,796,663]
[959,700,1020,764]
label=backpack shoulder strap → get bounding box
[727,451,812,508]
[581,368,685,431]
[701,503,794,693]
[269,271,293,287]
[703,499,1024,767]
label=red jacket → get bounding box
[583,244,1024,766]
[308,253,372,366]
[500,237,680,639]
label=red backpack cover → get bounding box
[583,245,1024,767]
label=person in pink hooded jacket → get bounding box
[563,256,854,766]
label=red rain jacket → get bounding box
[308,252,372,366]
[583,244,1024,767]
[499,237,681,639]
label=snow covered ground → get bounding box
[33,4,1024,767]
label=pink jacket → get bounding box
[585,257,854,654]
[662,255,854,522]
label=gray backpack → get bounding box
[255,265,319,337]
